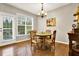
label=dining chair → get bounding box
[30,30,41,51]
[46,30,51,39]
[46,30,56,51]
[46,30,51,33]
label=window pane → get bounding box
[18,16,25,25]
[3,16,13,40]
[18,26,25,34]
[3,29,12,40]
[26,26,32,31]
[26,17,32,25]
[3,17,12,28]
[26,26,32,34]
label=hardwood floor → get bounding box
[0,41,69,56]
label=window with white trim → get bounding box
[26,17,33,34]
[17,15,33,35]
[3,16,13,40]
[18,16,25,35]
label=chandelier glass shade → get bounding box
[38,3,47,18]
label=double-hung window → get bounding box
[3,16,13,40]
[17,14,33,35]
[26,17,33,34]
[18,16,25,35]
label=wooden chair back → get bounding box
[30,31,37,38]
[53,30,56,39]
[51,30,56,42]
[51,30,56,47]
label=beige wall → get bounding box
[37,3,79,43]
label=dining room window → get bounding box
[25,17,33,34]
[18,16,25,35]
[3,16,13,40]
[17,15,33,35]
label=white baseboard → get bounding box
[0,39,29,47]
[56,40,69,45]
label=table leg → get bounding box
[42,37,45,49]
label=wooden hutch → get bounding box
[68,7,79,56]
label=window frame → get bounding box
[25,16,33,35]
[0,12,15,42]
[17,13,33,36]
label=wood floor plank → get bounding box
[0,41,69,56]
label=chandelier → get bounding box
[38,3,47,18]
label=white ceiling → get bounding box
[8,3,69,15]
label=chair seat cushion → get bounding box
[32,40,37,43]
[32,39,41,44]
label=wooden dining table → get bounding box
[36,32,51,49]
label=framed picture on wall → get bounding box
[46,17,56,27]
